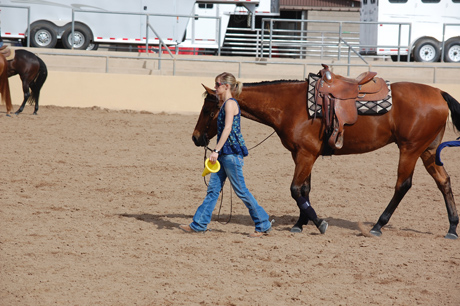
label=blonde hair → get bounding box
[215,72,243,98]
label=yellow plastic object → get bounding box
[202,158,221,176]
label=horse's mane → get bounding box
[201,79,306,99]
[243,79,305,87]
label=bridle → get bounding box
[202,94,221,151]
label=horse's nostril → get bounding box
[192,135,199,146]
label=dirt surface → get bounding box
[1,105,459,306]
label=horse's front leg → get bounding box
[289,151,328,234]
[290,175,311,231]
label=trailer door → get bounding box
[360,0,378,55]
[141,0,195,44]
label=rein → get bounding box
[200,94,276,224]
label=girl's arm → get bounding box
[209,99,237,162]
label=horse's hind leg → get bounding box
[370,149,419,237]
[420,145,459,239]
[29,80,40,115]
[15,77,31,115]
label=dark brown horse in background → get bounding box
[7,49,48,115]
[0,54,13,116]
[192,73,460,240]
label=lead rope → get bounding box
[202,130,276,225]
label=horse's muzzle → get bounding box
[192,134,209,147]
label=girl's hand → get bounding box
[209,152,219,163]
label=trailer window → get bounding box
[388,0,408,3]
[451,0,460,2]
[198,4,214,9]
[421,0,440,2]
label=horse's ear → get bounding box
[202,83,216,95]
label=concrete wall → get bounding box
[7,71,460,114]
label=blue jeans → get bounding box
[190,154,271,232]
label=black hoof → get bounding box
[290,226,303,233]
[33,112,38,115]
[445,233,458,240]
[370,229,382,237]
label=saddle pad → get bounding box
[307,73,392,118]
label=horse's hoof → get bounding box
[317,220,328,234]
[33,113,38,115]
[370,229,382,237]
[290,226,303,233]
[6,114,11,117]
[444,233,458,240]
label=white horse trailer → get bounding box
[0,0,196,50]
[181,0,279,50]
[360,0,460,62]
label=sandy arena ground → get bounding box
[1,103,459,306]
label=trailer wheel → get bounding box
[413,38,440,62]
[62,23,92,50]
[30,21,58,48]
[443,39,460,63]
[390,55,408,62]
[86,43,99,51]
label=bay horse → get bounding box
[0,54,12,116]
[192,73,460,240]
[7,49,48,115]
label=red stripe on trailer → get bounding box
[123,38,128,41]
[110,38,116,40]
[97,37,103,39]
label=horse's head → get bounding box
[192,84,220,147]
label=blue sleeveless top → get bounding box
[217,98,249,157]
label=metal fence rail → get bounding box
[33,50,459,84]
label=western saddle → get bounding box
[314,64,389,150]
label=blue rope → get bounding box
[435,136,460,166]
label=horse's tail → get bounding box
[29,55,48,105]
[442,91,460,132]
[0,57,12,113]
